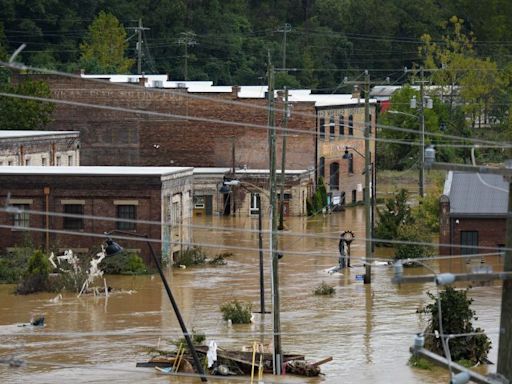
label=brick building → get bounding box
[439,171,507,269]
[315,98,377,206]
[0,130,79,166]
[0,166,193,263]
[192,167,313,217]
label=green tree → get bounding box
[0,79,55,130]
[374,189,412,244]
[394,222,434,260]
[424,287,491,365]
[17,250,50,294]
[79,11,134,74]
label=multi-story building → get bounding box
[0,166,193,263]
[0,130,79,166]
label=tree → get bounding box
[424,287,491,365]
[0,79,55,130]
[79,11,134,74]
[394,222,434,260]
[374,189,412,244]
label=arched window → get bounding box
[319,156,325,178]
[329,115,335,140]
[339,115,345,136]
[348,115,354,135]
[329,162,340,190]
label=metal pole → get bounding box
[363,71,372,285]
[419,67,425,198]
[258,194,265,313]
[137,19,142,75]
[497,177,512,381]
[278,87,288,230]
[267,52,283,375]
[107,231,207,382]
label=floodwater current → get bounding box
[0,207,503,383]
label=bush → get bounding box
[208,252,233,265]
[100,251,147,275]
[408,355,433,370]
[394,223,434,261]
[173,247,207,267]
[16,250,50,294]
[0,248,32,283]
[220,300,252,324]
[170,328,206,350]
[307,177,328,216]
[313,281,335,296]
[424,287,491,365]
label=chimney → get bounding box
[232,85,240,99]
[351,85,360,99]
[139,73,147,87]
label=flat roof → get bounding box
[0,166,193,177]
[0,130,79,139]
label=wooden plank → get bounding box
[309,356,333,367]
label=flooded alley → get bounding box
[0,207,503,383]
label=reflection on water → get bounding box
[0,207,502,383]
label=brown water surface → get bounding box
[0,207,502,383]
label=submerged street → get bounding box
[0,208,502,383]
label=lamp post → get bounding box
[103,230,207,382]
[343,146,374,284]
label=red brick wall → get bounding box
[0,175,162,263]
[17,74,316,169]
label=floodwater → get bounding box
[0,206,503,383]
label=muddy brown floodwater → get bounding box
[0,207,503,383]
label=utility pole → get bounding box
[130,19,150,75]
[177,31,197,80]
[498,174,512,380]
[363,71,372,284]
[419,67,426,198]
[267,51,283,375]
[278,87,289,231]
[277,23,292,70]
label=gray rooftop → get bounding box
[444,171,509,216]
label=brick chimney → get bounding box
[351,85,360,99]
[139,74,148,87]
[231,85,240,99]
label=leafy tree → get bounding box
[79,11,134,74]
[17,250,50,294]
[424,287,491,365]
[0,79,55,130]
[374,189,411,244]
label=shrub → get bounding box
[170,328,206,350]
[424,287,491,365]
[220,300,252,324]
[313,281,335,296]
[394,223,434,261]
[408,355,433,370]
[0,248,32,283]
[100,251,147,275]
[208,252,233,265]
[173,247,207,267]
[16,250,50,294]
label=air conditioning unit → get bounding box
[176,82,187,88]
[128,77,138,83]
[153,80,164,88]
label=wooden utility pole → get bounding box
[177,32,197,80]
[418,67,426,198]
[363,72,372,284]
[278,87,289,230]
[267,51,283,375]
[277,23,292,70]
[130,19,150,75]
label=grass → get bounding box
[313,281,335,296]
[220,300,252,324]
[408,355,433,370]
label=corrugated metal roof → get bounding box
[446,171,508,216]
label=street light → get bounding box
[103,230,207,382]
[342,146,374,284]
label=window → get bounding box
[8,160,13,166]
[329,115,335,140]
[348,156,354,174]
[352,190,357,203]
[116,205,136,230]
[348,115,354,135]
[329,162,339,190]
[369,113,372,133]
[25,157,31,166]
[68,155,73,166]
[13,204,30,228]
[250,193,261,215]
[63,204,84,230]
[277,193,292,200]
[56,156,62,166]
[460,231,478,256]
[319,157,325,178]
[41,157,47,166]
[339,115,345,136]
[193,196,205,209]
[319,117,325,139]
